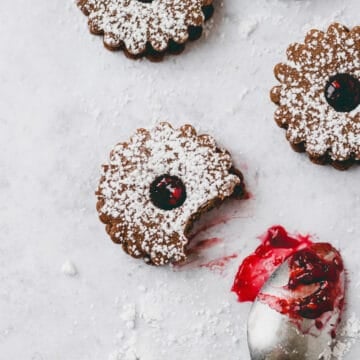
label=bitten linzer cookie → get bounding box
[77,0,214,61]
[270,23,360,170]
[96,122,246,265]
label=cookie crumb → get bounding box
[61,260,78,277]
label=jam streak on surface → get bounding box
[231,226,313,302]
[187,237,223,253]
[199,254,238,272]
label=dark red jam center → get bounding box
[325,73,360,112]
[286,243,344,319]
[150,175,186,210]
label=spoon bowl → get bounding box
[247,254,345,360]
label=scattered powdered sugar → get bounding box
[31,354,44,360]
[108,301,139,359]
[61,260,78,276]
[272,23,360,161]
[109,345,139,360]
[238,17,259,39]
[109,288,245,360]
[97,122,241,265]
[78,0,209,54]
[121,304,137,329]
[319,313,360,359]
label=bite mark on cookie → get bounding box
[96,122,246,265]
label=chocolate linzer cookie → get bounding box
[77,0,214,61]
[270,23,360,170]
[96,122,246,265]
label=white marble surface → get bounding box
[0,0,360,359]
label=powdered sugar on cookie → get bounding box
[271,23,360,165]
[96,122,244,266]
[78,0,211,55]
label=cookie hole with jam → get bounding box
[324,73,360,112]
[150,175,187,210]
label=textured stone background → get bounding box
[0,0,359,359]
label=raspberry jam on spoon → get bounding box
[232,226,313,302]
[232,226,346,360]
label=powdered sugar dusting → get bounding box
[271,23,360,161]
[78,0,209,54]
[320,313,360,359]
[97,122,242,265]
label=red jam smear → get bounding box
[231,226,313,302]
[283,243,343,319]
[232,226,345,321]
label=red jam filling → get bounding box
[232,226,345,321]
[325,73,360,112]
[150,175,186,210]
[231,226,312,302]
[283,243,343,319]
